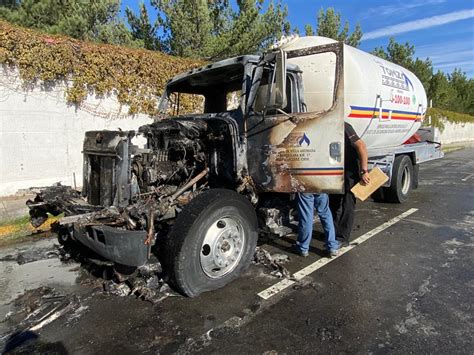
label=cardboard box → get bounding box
[351,167,389,201]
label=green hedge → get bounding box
[426,107,474,131]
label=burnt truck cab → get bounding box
[29,41,347,296]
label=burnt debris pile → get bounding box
[55,241,180,303]
[253,246,291,279]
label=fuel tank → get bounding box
[280,36,427,149]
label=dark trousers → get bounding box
[329,192,356,242]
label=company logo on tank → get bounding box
[377,62,414,92]
[298,133,311,147]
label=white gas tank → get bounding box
[282,36,427,149]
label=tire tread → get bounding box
[161,189,257,297]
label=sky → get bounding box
[121,0,474,77]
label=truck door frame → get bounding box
[245,41,346,194]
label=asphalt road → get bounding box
[1,148,473,354]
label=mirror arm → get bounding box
[263,63,277,116]
[276,108,302,124]
[246,63,265,116]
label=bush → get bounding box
[426,107,474,131]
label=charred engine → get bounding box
[131,120,207,196]
[26,117,238,266]
[82,118,235,210]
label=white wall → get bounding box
[438,119,474,145]
[0,68,153,196]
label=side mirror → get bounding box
[267,49,287,109]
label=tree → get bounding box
[447,68,473,114]
[374,38,474,114]
[0,0,17,7]
[411,57,433,94]
[0,0,139,46]
[220,0,290,59]
[125,2,161,50]
[372,38,415,69]
[305,8,363,47]
[155,0,216,57]
[428,71,457,109]
[304,24,313,36]
[150,0,290,59]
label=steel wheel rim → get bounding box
[200,216,245,279]
[401,165,411,195]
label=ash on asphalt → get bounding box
[0,231,295,353]
[0,223,381,353]
[0,238,178,350]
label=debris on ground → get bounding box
[0,240,181,347]
[0,246,60,265]
[0,287,81,345]
[253,247,292,278]
[50,239,180,303]
[103,281,131,297]
[102,262,180,303]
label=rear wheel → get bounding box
[385,155,413,203]
[161,189,258,297]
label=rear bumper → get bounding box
[73,224,149,267]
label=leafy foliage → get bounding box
[305,8,363,47]
[142,0,290,60]
[0,0,139,46]
[0,20,203,115]
[448,68,474,114]
[372,38,415,68]
[427,107,474,131]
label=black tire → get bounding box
[385,155,413,203]
[58,233,71,245]
[412,164,419,190]
[161,189,258,297]
[371,187,386,202]
[55,224,72,245]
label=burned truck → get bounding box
[28,36,442,297]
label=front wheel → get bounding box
[161,189,258,297]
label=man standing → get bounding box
[329,122,370,244]
[294,193,339,257]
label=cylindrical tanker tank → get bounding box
[281,36,427,149]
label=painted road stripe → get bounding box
[258,208,419,300]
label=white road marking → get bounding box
[461,173,474,182]
[258,208,419,300]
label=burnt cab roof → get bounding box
[166,55,301,93]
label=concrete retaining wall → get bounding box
[0,68,153,196]
[438,119,474,145]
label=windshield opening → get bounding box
[164,63,245,116]
[252,68,294,114]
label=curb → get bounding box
[442,141,474,154]
[0,194,33,224]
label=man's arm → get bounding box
[354,139,370,184]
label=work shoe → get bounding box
[292,245,309,257]
[337,240,350,248]
[325,249,339,258]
